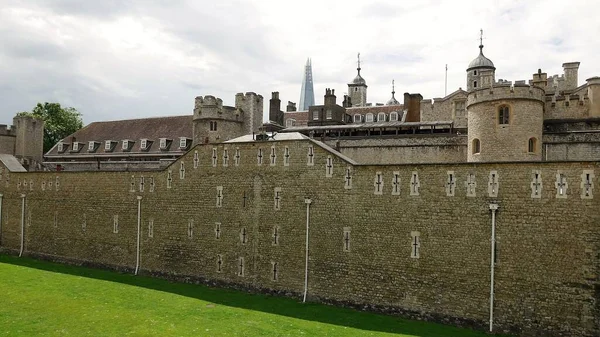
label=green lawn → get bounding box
[0,254,503,337]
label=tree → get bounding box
[17,102,84,153]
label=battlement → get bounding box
[193,95,241,122]
[0,124,16,136]
[467,84,545,107]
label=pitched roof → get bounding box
[45,115,193,157]
[0,154,27,172]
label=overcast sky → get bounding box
[1,0,599,125]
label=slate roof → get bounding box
[0,154,27,172]
[45,115,193,157]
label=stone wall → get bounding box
[421,92,468,129]
[0,134,15,155]
[0,139,598,337]
[324,135,467,164]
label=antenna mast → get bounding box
[445,64,448,96]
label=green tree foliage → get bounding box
[17,103,83,153]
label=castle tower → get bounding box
[348,53,367,107]
[299,58,315,111]
[587,77,600,117]
[192,93,263,144]
[467,30,496,91]
[386,80,400,105]
[13,115,44,165]
[467,84,544,162]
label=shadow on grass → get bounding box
[0,254,503,337]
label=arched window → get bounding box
[498,105,510,125]
[389,111,398,122]
[353,114,362,123]
[286,119,296,127]
[472,138,481,154]
[377,112,386,122]
[528,137,537,153]
[473,80,478,88]
[365,113,374,122]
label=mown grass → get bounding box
[0,254,505,336]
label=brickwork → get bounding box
[0,138,598,337]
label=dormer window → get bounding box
[353,114,362,123]
[179,137,189,149]
[122,140,133,151]
[389,112,398,122]
[88,141,97,152]
[105,140,112,151]
[72,142,80,152]
[57,142,65,153]
[140,139,148,150]
[159,138,167,150]
[377,112,386,122]
[365,113,374,123]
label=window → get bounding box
[473,80,478,88]
[88,141,96,152]
[57,142,64,152]
[140,139,147,150]
[353,114,362,123]
[326,110,332,119]
[454,101,465,116]
[498,106,510,125]
[365,113,374,122]
[377,112,386,122]
[122,140,129,150]
[72,142,79,151]
[210,121,217,131]
[472,138,481,154]
[312,110,319,120]
[286,119,296,127]
[473,70,477,75]
[389,112,398,122]
[159,138,167,149]
[528,137,537,153]
[105,140,112,151]
[179,137,187,149]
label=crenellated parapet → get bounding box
[467,84,545,109]
[193,95,242,122]
[0,124,16,136]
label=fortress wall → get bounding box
[324,136,467,164]
[0,140,598,337]
[544,98,590,120]
[421,97,468,129]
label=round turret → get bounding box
[466,40,496,91]
[466,84,544,162]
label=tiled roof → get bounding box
[45,115,193,157]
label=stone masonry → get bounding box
[0,137,598,337]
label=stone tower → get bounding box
[299,58,315,111]
[13,115,44,165]
[192,92,263,144]
[348,53,367,107]
[587,77,600,117]
[466,30,496,91]
[467,84,544,162]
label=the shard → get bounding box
[299,58,315,111]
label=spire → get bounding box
[386,79,400,106]
[299,57,315,111]
[350,52,366,85]
[479,28,484,54]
